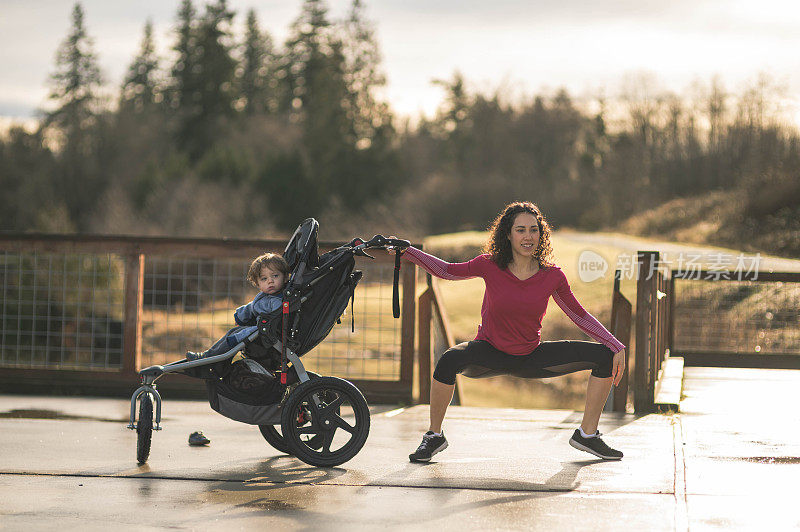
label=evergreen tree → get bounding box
[342,0,390,144]
[239,9,274,115]
[43,2,106,230]
[337,0,400,208]
[120,20,160,113]
[195,0,236,121]
[170,0,199,110]
[171,0,237,159]
[0,128,58,230]
[170,0,202,156]
[113,20,173,214]
[45,3,103,143]
[281,0,352,210]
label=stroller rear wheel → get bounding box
[258,371,321,455]
[136,393,154,464]
[258,425,291,454]
[280,376,370,467]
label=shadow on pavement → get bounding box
[201,458,606,529]
[555,411,642,434]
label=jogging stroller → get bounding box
[127,219,409,467]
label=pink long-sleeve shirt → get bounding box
[405,247,625,355]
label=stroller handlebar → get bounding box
[354,234,411,251]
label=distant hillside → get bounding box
[615,178,800,259]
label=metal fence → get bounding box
[0,250,125,369]
[0,234,416,402]
[140,255,404,381]
[630,253,800,413]
[670,271,800,368]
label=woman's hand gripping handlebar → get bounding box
[349,234,411,259]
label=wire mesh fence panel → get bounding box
[141,256,254,366]
[139,257,402,380]
[0,250,125,369]
[300,261,402,381]
[673,279,800,356]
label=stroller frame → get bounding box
[127,333,306,430]
[127,220,409,468]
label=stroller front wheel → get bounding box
[136,394,154,464]
[280,376,370,467]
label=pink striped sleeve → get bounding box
[552,271,625,353]
[402,247,476,281]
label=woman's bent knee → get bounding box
[431,345,466,385]
[589,345,614,378]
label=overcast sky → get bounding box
[2,0,800,124]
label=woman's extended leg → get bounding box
[408,378,453,462]
[429,379,455,433]
[410,341,501,462]
[580,375,613,435]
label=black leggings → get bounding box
[432,340,614,385]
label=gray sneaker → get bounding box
[186,351,205,361]
[409,431,448,462]
[188,431,211,446]
[569,429,623,460]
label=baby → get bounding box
[186,253,290,360]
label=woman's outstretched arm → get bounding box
[552,274,625,353]
[402,247,477,281]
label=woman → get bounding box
[393,201,626,462]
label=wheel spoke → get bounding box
[307,395,322,418]
[326,393,345,412]
[322,427,335,453]
[332,414,356,434]
[297,425,318,435]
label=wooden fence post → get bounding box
[635,251,656,413]
[609,271,632,412]
[417,285,433,404]
[122,253,144,377]
[399,264,417,399]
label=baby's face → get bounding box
[257,266,286,295]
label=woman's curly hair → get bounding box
[482,201,554,269]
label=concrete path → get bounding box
[1,367,798,530]
[678,367,800,530]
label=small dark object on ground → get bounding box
[188,431,211,446]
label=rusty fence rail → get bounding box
[0,233,417,403]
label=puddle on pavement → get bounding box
[713,456,800,464]
[241,499,301,511]
[0,409,126,423]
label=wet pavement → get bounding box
[1,367,799,530]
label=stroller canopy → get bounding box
[283,218,320,284]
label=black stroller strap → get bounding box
[393,251,401,319]
[350,284,356,333]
